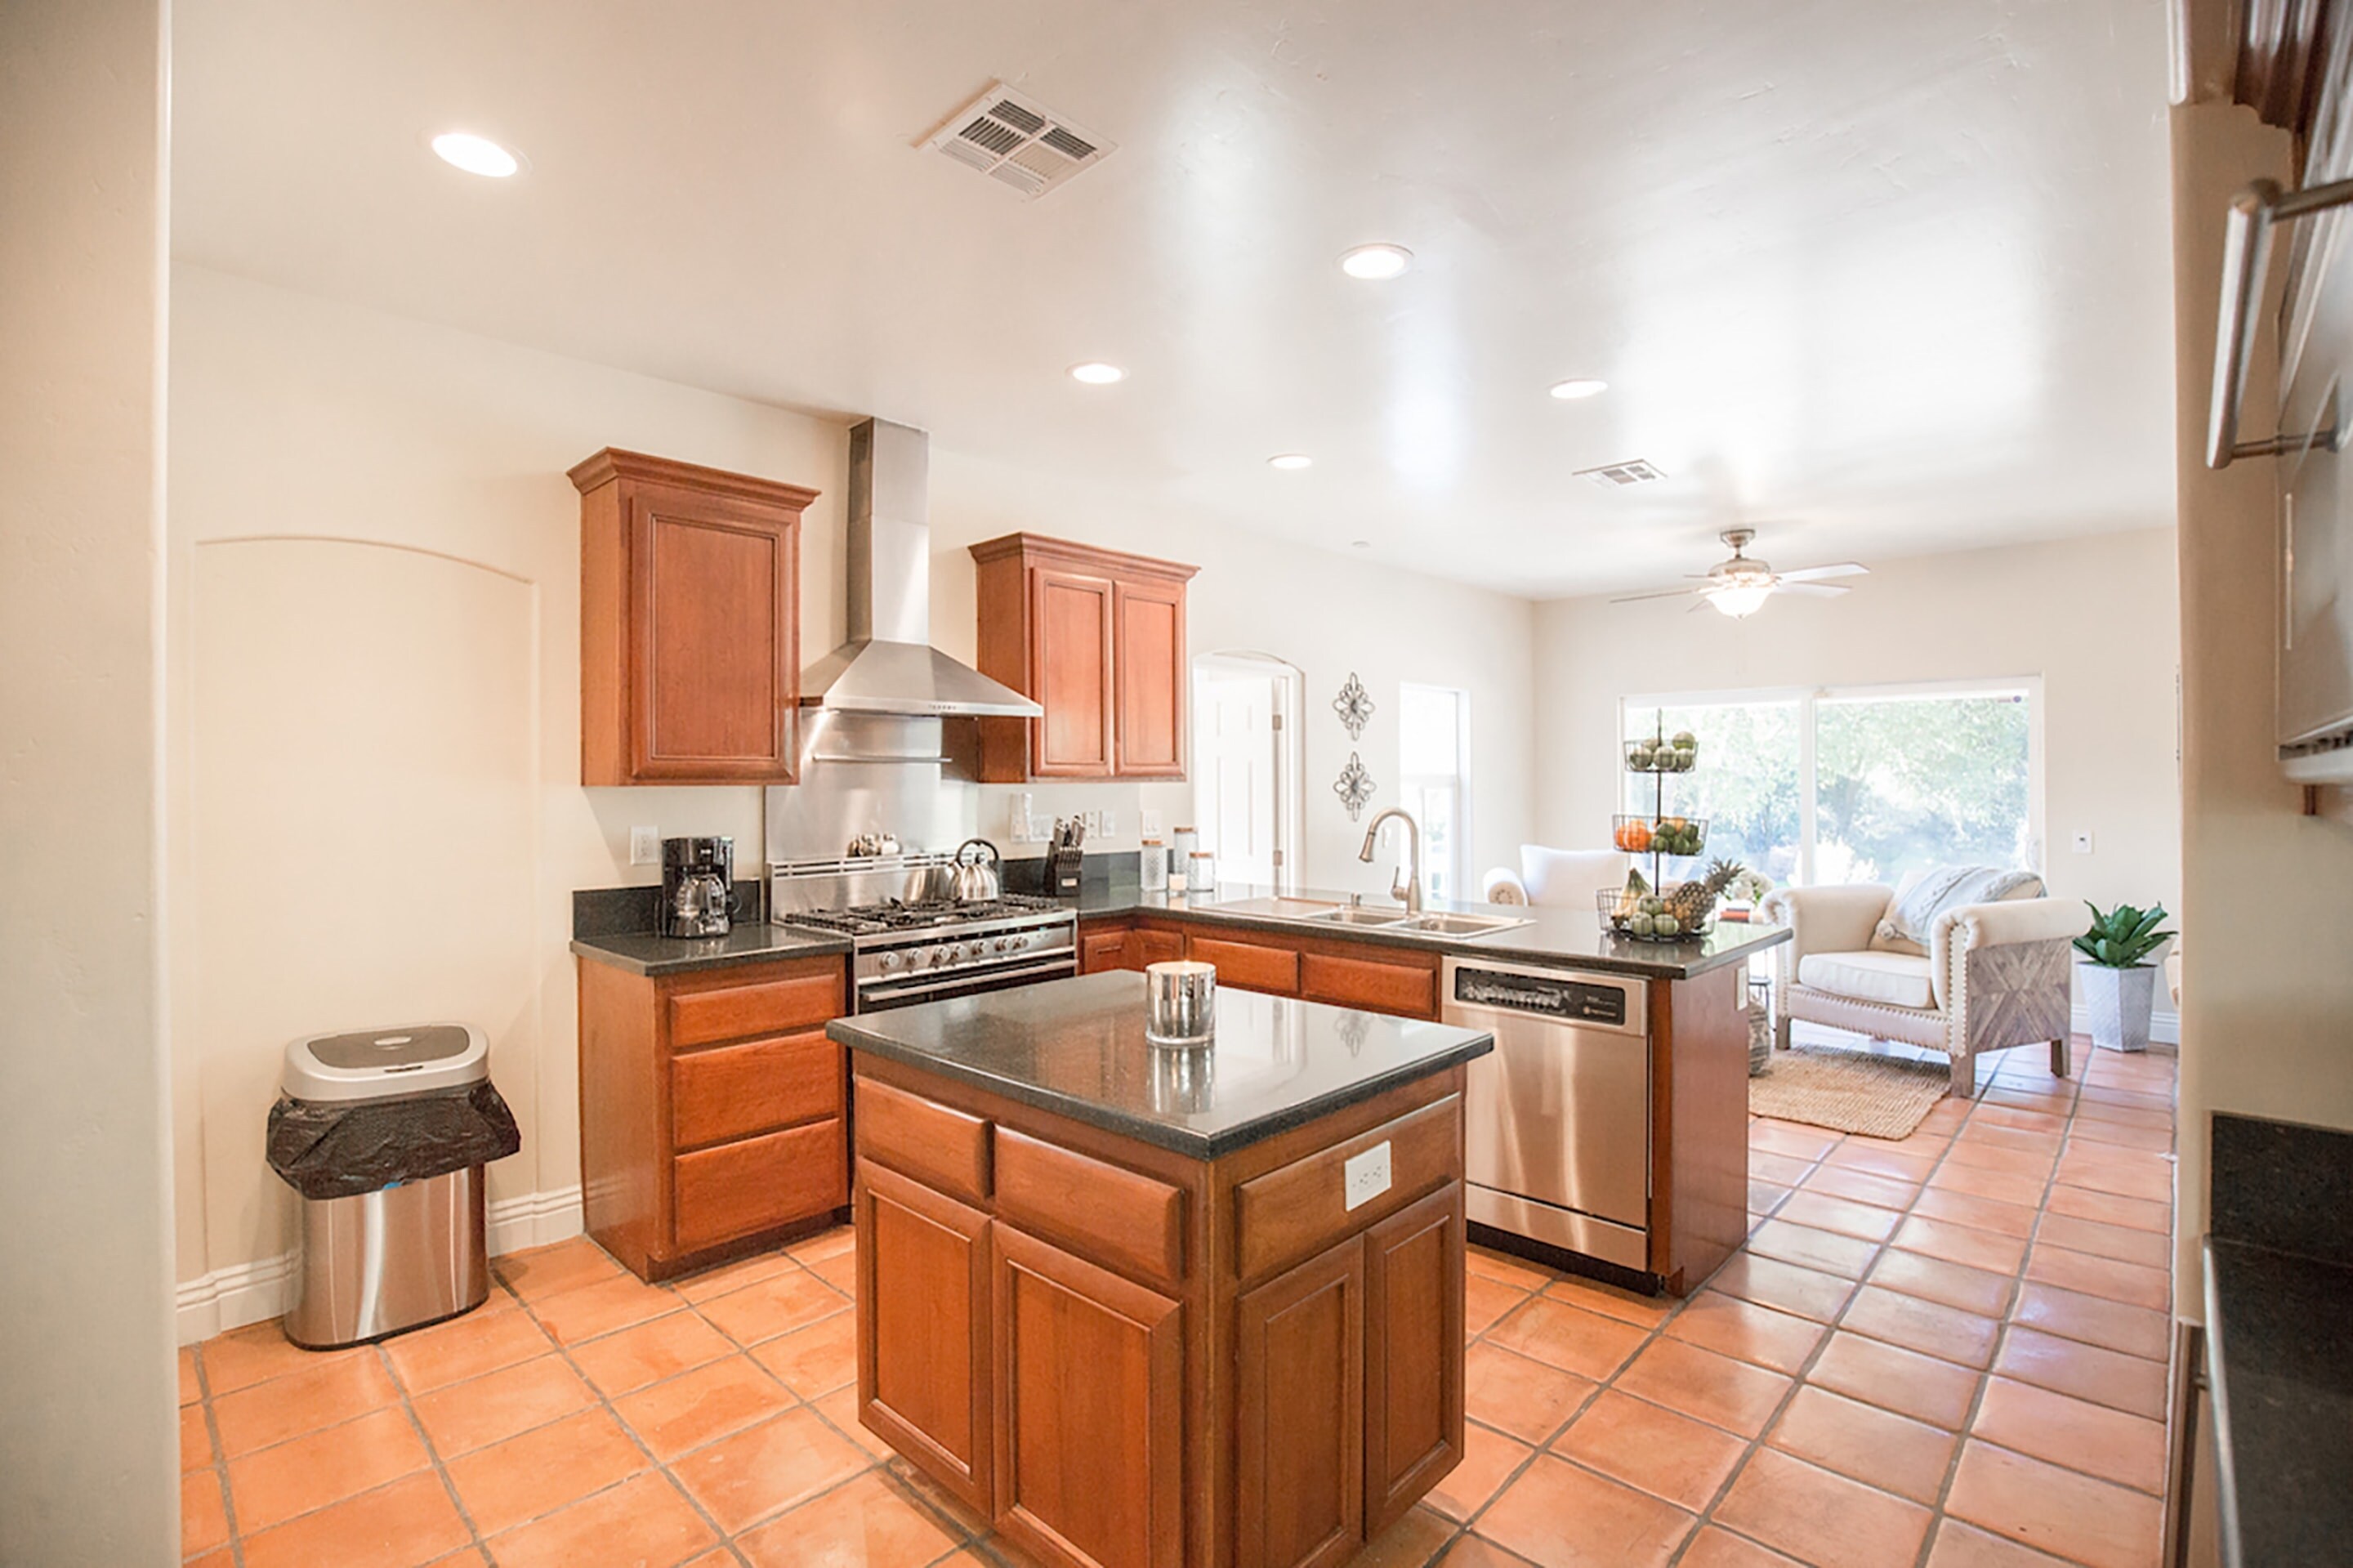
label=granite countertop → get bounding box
[569,922,851,976]
[1068,883,1788,980]
[2203,1237,2353,1566]
[830,970,1494,1159]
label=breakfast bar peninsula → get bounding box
[828,972,1495,1568]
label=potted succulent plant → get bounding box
[2074,902,2176,1052]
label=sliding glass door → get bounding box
[1623,682,2039,890]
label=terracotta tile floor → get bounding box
[182,1034,2177,1567]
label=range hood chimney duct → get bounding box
[800,418,1041,718]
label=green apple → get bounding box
[1629,914,1654,937]
[1655,914,1681,936]
[1672,730,1697,750]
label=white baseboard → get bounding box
[2069,1004,2181,1048]
[176,1183,587,1346]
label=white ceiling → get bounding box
[170,0,2179,598]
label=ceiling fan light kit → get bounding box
[1611,527,1868,618]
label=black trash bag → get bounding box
[266,1080,521,1200]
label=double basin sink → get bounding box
[1206,896,1532,941]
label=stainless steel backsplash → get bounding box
[765,710,980,864]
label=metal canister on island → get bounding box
[1144,960,1217,1048]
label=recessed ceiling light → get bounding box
[1068,362,1126,385]
[431,132,521,178]
[1351,540,1372,549]
[1339,243,1413,280]
[1268,453,1313,471]
[1549,377,1609,400]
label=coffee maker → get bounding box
[659,837,735,938]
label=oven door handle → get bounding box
[859,955,1078,1003]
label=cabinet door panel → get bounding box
[1080,928,1132,975]
[1031,569,1114,777]
[992,1226,1184,1568]
[672,1119,845,1252]
[1131,927,1186,967]
[1364,1185,1465,1530]
[1299,951,1439,1019]
[857,1160,993,1512]
[1187,935,1301,996]
[1114,578,1185,778]
[630,483,797,780]
[1236,1237,1365,1568]
[671,1030,840,1150]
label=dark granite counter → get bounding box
[570,922,851,976]
[830,970,1494,1159]
[1066,883,1788,981]
[2200,1112,2353,1568]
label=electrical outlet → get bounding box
[629,826,661,865]
[1141,809,1163,837]
[1083,809,1102,834]
[1101,809,1116,836]
[2071,831,2094,854]
[1342,1141,1393,1211]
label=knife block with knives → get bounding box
[1047,817,1086,895]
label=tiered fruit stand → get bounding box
[1601,721,1712,940]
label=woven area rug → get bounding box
[1750,1044,1950,1139]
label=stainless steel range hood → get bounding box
[800,418,1041,718]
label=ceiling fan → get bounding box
[1611,528,1869,618]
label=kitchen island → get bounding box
[828,972,1494,1568]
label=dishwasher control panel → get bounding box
[1451,966,1635,1028]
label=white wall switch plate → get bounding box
[1343,1141,1393,1211]
[629,826,661,865]
[2071,831,2094,854]
[1101,809,1117,836]
[1141,809,1163,837]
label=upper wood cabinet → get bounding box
[571,449,817,785]
[968,534,1198,783]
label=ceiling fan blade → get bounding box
[1778,562,1868,583]
[1610,586,1707,604]
[1776,581,1851,598]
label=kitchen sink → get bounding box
[1396,912,1531,937]
[1205,896,1345,919]
[1305,907,1413,927]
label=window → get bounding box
[1622,682,2038,890]
[1399,684,1469,901]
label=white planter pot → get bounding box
[2083,963,2157,1052]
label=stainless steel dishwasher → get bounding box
[1441,956,1650,1272]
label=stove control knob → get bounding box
[947,945,967,965]
[995,936,1014,952]
[878,952,902,972]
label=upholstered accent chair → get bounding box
[1480,845,1632,909]
[1759,882,2083,1096]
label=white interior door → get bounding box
[1193,663,1284,887]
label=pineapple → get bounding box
[1666,859,1744,931]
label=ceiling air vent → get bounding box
[1575,458,1668,488]
[923,81,1115,199]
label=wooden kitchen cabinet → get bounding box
[1077,918,1190,976]
[970,533,1198,783]
[851,1052,1469,1568]
[576,953,848,1280]
[571,448,817,785]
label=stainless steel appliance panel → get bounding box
[1444,958,1650,1244]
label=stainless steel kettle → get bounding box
[950,838,1002,902]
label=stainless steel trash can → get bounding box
[270,1024,511,1349]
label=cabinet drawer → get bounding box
[1189,936,1301,995]
[672,1030,841,1150]
[1080,928,1132,975]
[1132,927,1187,967]
[994,1128,1186,1289]
[673,1117,846,1253]
[1300,951,1438,1018]
[855,1076,992,1204]
[668,967,842,1048]
[1234,1096,1462,1283]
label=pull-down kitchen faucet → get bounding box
[1359,807,1424,914]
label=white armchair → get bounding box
[1480,845,1632,909]
[1760,882,2083,1096]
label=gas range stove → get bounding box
[769,855,1078,1012]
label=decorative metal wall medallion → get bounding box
[1333,672,1374,740]
[1333,751,1375,821]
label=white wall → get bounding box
[1534,527,2183,923]
[0,0,181,1559]
[165,266,1537,1326]
[2168,99,2353,1293]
